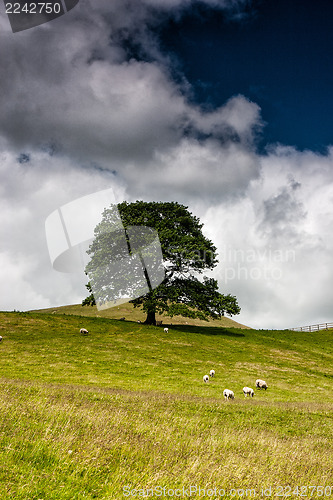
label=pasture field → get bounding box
[0,309,332,499]
[34,302,251,329]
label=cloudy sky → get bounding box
[1,0,332,329]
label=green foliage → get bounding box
[81,282,95,307]
[117,201,217,272]
[83,201,240,324]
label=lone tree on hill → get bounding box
[82,201,240,325]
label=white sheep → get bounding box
[210,369,215,377]
[0,336,3,342]
[203,375,209,383]
[255,379,268,390]
[164,327,169,333]
[80,328,89,335]
[243,386,254,397]
[223,389,234,400]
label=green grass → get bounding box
[0,310,332,499]
[32,301,251,329]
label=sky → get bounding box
[0,0,333,329]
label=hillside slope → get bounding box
[0,310,332,499]
[32,302,251,329]
[1,310,332,400]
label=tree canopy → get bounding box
[82,201,240,324]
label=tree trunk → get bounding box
[144,308,156,325]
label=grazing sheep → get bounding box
[164,327,169,333]
[203,375,209,383]
[119,317,125,321]
[243,386,255,397]
[80,328,89,335]
[0,336,3,342]
[210,369,215,377]
[223,389,234,400]
[255,379,268,390]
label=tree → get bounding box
[82,201,240,324]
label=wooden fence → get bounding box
[289,322,333,332]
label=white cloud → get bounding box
[122,136,260,203]
[0,145,126,310]
[199,145,333,328]
[189,95,263,144]
[0,251,50,310]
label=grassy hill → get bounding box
[32,301,252,329]
[0,309,332,499]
